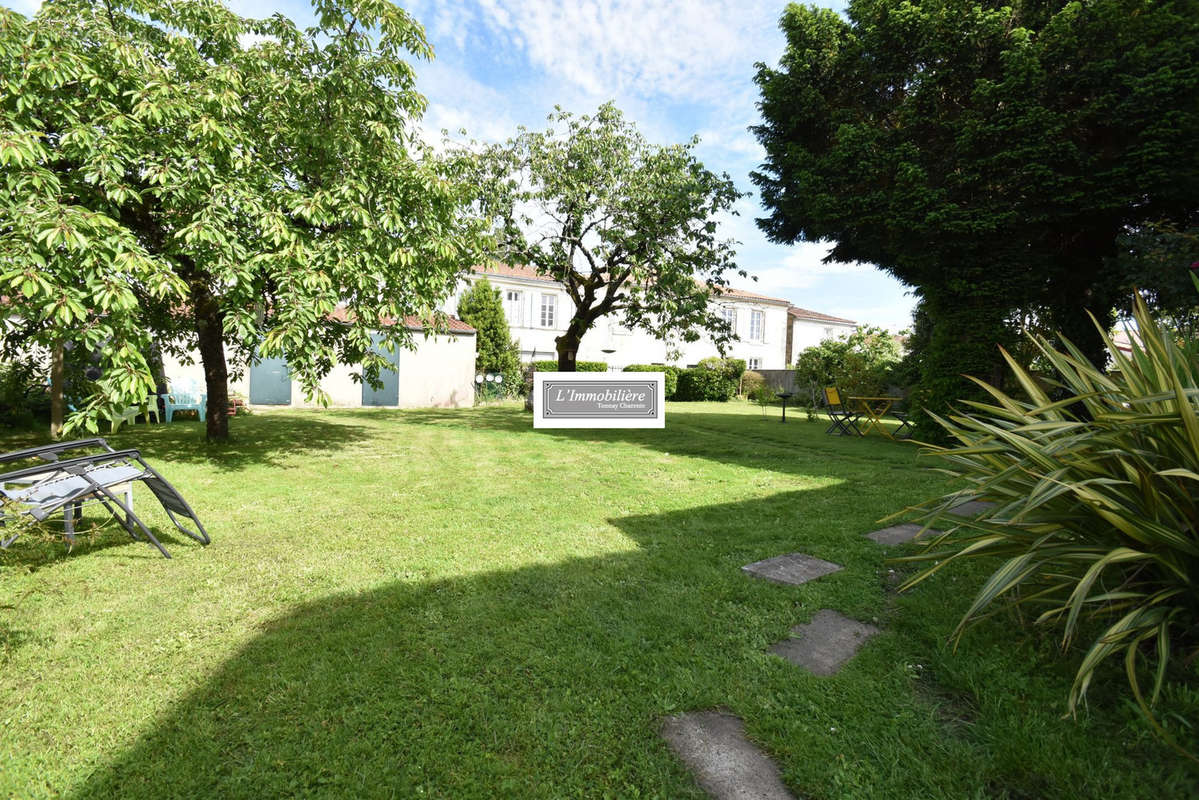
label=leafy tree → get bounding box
[795,326,901,403]
[1114,224,1199,338]
[473,103,746,371]
[753,0,1199,434]
[0,0,480,440]
[456,277,521,395]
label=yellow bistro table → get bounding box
[849,396,900,439]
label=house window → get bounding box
[722,307,737,332]
[505,290,524,327]
[539,294,556,328]
[823,326,834,338]
[750,310,764,341]
[748,357,761,370]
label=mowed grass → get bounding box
[0,403,1195,799]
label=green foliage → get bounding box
[754,0,1199,425]
[0,0,482,437]
[743,371,779,407]
[795,327,901,402]
[901,293,1199,752]
[457,278,521,396]
[623,364,679,398]
[0,356,47,428]
[472,103,746,370]
[1115,224,1199,339]
[531,360,607,373]
[675,358,741,402]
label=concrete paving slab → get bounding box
[768,609,880,676]
[951,499,995,516]
[741,553,842,586]
[866,523,937,545]
[661,711,797,800]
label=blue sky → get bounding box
[5,0,917,331]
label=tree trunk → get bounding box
[554,332,581,372]
[50,344,64,439]
[1045,226,1120,371]
[192,283,230,441]
[914,288,1012,441]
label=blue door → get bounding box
[362,334,399,406]
[249,355,291,405]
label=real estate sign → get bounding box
[534,372,666,429]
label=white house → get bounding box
[161,312,477,409]
[445,264,802,371]
[786,306,858,364]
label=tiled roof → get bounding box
[711,285,792,306]
[329,306,475,334]
[476,264,791,307]
[472,263,558,283]
[788,305,857,325]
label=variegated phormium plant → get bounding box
[901,292,1199,755]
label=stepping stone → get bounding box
[768,609,880,676]
[950,499,995,516]
[661,711,797,800]
[866,523,936,545]
[741,553,842,586]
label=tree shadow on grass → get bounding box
[0,414,375,474]
[64,489,865,800]
[0,514,197,573]
[56,488,1190,800]
[380,405,924,480]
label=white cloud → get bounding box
[728,241,873,294]
[3,0,41,15]
[425,0,785,104]
[831,300,919,334]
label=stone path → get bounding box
[661,712,797,800]
[768,610,880,676]
[741,553,842,586]
[951,499,995,516]
[865,522,932,545]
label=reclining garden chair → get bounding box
[0,439,209,558]
[822,387,862,436]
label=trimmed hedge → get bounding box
[531,360,608,372]
[623,364,679,398]
[675,368,736,401]
[673,357,744,402]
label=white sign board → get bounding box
[533,372,666,429]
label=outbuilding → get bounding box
[161,313,477,410]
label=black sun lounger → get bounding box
[0,439,209,558]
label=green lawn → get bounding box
[1,403,1195,798]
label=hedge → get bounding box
[675,366,738,401]
[670,357,744,402]
[531,360,608,372]
[623,364,679,398]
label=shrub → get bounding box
[795,326,902,404]
[900,293,1199,752]
[0,357,48,429]
[457,278,523,397]
[531,360,608,372]
[741,369,765,398]
[745,373,779,406]
[675,359,738,401]
[623,364,679,398]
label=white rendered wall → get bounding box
[160,332,476,409]
[396,333,476,408]
[451,272,793,370]
[791,319,857,357]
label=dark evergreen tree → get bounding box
[456,278,521,395]
[753,0,1199,433]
